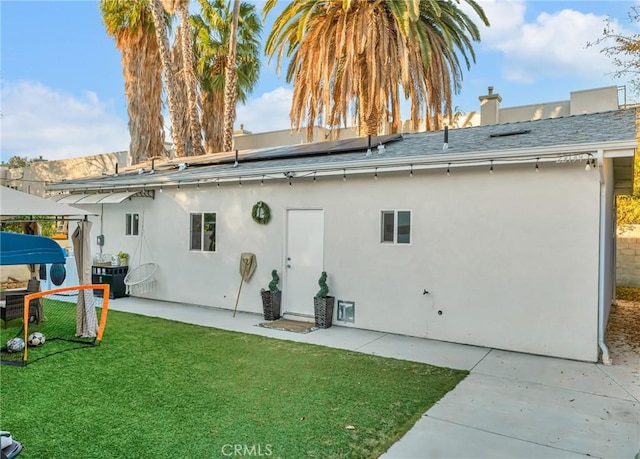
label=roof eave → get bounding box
[47,139,637,193]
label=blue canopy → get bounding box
[0,232,65,266]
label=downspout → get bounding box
[99,204,104,255]
[597,149,612,365]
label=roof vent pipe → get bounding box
[114,163,119,177]
[443,126,449,150]
[233,149,239,168]
[365,135,372,157]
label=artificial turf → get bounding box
[0,309,467,458]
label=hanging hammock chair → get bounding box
[124,217,158,295]
[125,262,157,295]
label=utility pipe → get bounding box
[597,149,612,365]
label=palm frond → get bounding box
[265,0,488,138]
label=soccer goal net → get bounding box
[0,284,110,366]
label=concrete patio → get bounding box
[108,297,639,459]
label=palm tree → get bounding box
[176,0,205,156]
[170,24,191,154]
[149,0,186,157]
[193,0,261,153]
[264,0,489,138]
[222,0,241,152]
[99,0,166,165]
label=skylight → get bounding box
[489,129,531,138]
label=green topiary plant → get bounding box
[268,270,280,293]
[261,269,282,321]
[315,271,329,298]
[313,271,334,328]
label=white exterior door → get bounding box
[284,209,324,316]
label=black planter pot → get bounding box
[261,290,281,321]
[313,296,335,328]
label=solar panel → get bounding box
[169,133,404,169]
[244,133,402,160]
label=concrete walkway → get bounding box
[109,297,639,459]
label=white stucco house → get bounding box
[48,108,636,363]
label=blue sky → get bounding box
[1,0,637,162]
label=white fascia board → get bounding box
[603,148,636,158]
[245,140,635,176]
[238,141,629,179]
[362,140,635,168]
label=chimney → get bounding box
[479,86,502,125]
[234,124,252,135]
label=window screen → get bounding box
[381,211,394,243]
[190,213,216,252]
[397,211,411,244]
[125,213,140,236]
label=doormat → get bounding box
[257,319,317,334]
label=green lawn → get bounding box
[1,310,467,459]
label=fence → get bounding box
[617,224,640,288]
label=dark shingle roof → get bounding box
[405,108,635,155]
[49,109,636,191]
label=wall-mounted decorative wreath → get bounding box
[252,201,271,225]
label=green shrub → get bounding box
[617,195,640,227]
[616,287,640,302]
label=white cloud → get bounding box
[495,9,613,82]
[474,0,527,44]
[235,86,293,133]
[472,1,629,83]
[0,80,129,162]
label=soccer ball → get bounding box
[27,332,46,347]
[6,337,25,353]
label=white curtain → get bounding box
[72,221,98,338]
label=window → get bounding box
[380,210,411,244]
[125,213,139,236]
[190,212,216,252]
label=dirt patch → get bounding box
[605,298,640,367]
[257,319,317,334]
[0,281,28,290]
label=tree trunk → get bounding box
[177,1,204,156]
[357,56,381,137]
[149,0,185,158]
[122,29,165,164]
[171,24,190,156]
[202,90,224,154]
[222,0,241,152]
[359,108,381,136]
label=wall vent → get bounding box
[337,300,355,323]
